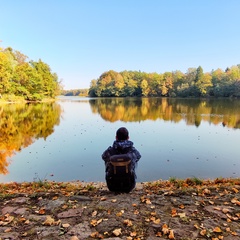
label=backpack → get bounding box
[109,153,133,175]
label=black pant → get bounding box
[106,174,136,193]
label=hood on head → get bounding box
[113,140,133,152]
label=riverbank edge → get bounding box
[0,178,240,239]
[1,177,240,196]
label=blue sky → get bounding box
[1,0,240,89]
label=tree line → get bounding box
[88,66,240,98]
[61,88,89,96]
[0,47,61,101]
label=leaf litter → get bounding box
[0,178,239,239]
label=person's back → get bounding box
[102,127,141,193]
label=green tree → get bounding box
[13,63,43,100]
[0,46,60,101]
[172,70,184,97]
[194,67,212,96]
[147,73,163,96]
[162,72,173,96]
[31,60,60,98]
[211,68,225,97]
[0,50,13,94]
[121,71,138,96]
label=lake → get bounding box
[0,97,240,183]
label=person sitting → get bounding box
[102,127,141,193]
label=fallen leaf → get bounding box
[19,217,26,222]
[232,187,239,193]
[90,219,102,226]
[151,211,156,216]
[232,216,239,221]
[113,228,122,236]
[134,209,139,215]
[92,210,97,217]
[111,199,117,203]
[90,232,99,238]
[146,199,152,204]
[4,228,11,233]
[5,214,13,221]
[162,223,169,235]
[226,213,233,220]
[116,210,124,217]
[52,196,58,200]
[140,196,145,202]
[24,219,30,224]
[70,236,79,240]
[153,218,161,224]
[213,226,222,233]
[200,229,206,236]
[155,231,162,237]
[169,229,175,239]
[42,216,56,226]
[38,208,46,215]
[62,223,70,228]
[203,188,211,194]
[123,219,133,227]
[130,231,137,237]
[231,198,238,204]
[178,212,186,218]
[171,208,177,217]
[194,224,199,229]
[222,208,229,214]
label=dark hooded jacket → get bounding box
[102,140,141,179]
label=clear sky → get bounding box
[1,0,240,90]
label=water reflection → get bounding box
[1,97,239,182]
[0,102,62,174]
[89,98,240,129]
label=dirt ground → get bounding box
[0,179,240,240]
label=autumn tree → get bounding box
[0,46,60,101]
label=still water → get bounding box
[0,97,240,183]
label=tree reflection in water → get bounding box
[89,97,240,128]
[0,102,62,174]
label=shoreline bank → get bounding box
[0,178,240,239]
